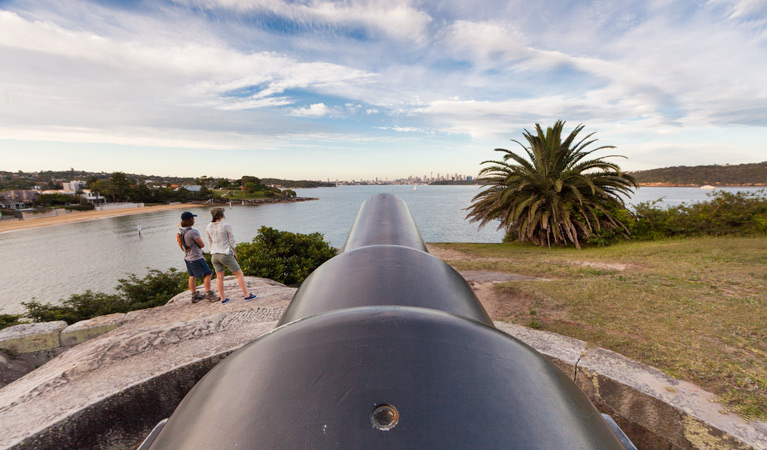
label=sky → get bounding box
[1,0,766,181]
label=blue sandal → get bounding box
[244,293,258,301]
[221,298,231,304]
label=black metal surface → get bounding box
[342,194,427,252]
[147,307,626,449]
[145,194,631,449]
[277,244,493,326]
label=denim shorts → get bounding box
[211,253,241,273]
[185,258,212,278]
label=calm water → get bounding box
[0,185,762,314]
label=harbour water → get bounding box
[0,185,762,314]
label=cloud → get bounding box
[1,0,766,178]
[289,103,333,117]
[172,0,433,42]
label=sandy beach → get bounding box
[0,204,195,234]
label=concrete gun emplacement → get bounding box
[140,193,636,449]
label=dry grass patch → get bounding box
[431,237,767,420]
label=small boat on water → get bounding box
[700,185,716,189]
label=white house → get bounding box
[80,189,106,204]
[63,180,86,193]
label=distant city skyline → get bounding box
[1,1,766,180]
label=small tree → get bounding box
[466,121,637,248]
[110,172,131,202]
[236,227,337,285]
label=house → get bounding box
[63,180,86,193]
[80,189,106,204]
[178,185,202,192]
[1,190,39,210]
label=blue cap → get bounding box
[181,211,196,220]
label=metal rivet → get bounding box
[371,404,399,431]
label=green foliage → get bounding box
[23,291,123,324]
[0,314,24,330]
[36,193,75,206]
[260,178,335,188]
[630,190,767,239]
[526,308,542,329]
[467,121,637,248]
[64,204,95,211]
[236,226,337,285]
[632,162,767,185]
[109,172,131,202]
[22,268,188,324]
[584,206,637,246]
[116,268,189,310]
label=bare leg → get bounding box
[216,272,226,298]
[203,274,212,292]
[234,269,248,296]
[188,276,196,294]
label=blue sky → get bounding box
[1,0,766,180]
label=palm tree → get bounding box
[466,121,637,248]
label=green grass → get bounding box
[432,236,767,420]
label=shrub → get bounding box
[23,268,188,324]
[236,226,337,285]
[0,314,23,330]
[116,268,189,310]
[64,204,95,211]
[630,190,767,239]
[23,291,123,324]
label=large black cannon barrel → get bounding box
[142,194,631,449]
[278,194,492,326]
[342,193,427,252]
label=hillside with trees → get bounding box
[260,178,335,188]
[630,162,767,186]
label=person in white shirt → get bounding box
[205,207,257,304]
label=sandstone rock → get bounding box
[0,321,67,354]
[576,347,767,450]
[0,277,293,450]
[495,321,586,377]
[0,351,35,389]
[60,313,126,347]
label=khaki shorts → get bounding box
[211,253,241,274]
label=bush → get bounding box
[0,314,23,330]
[64,204,95,211]
[116,268,189,310]
[236,226,337,285]
[23,291,123,324]
[23,268,188,324]
[630,190,767,239]
[36,193,74,206]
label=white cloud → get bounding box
[173,0,433,42]
[375,126,431,133]
[289,103,332,117]
[1,0,766,178]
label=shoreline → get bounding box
[0,204,194,234]
[637,183,767,187]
